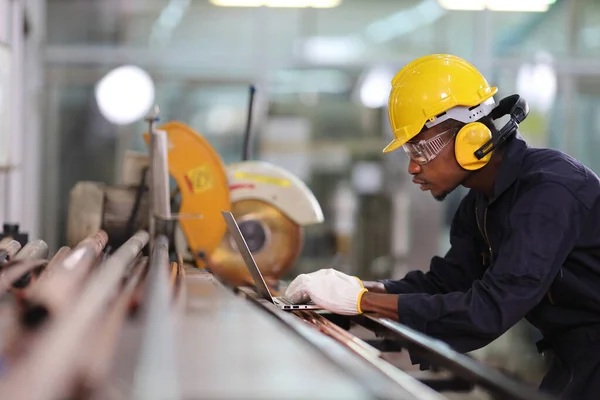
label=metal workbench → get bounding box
[176,269,441,400]
[234,276,558,400]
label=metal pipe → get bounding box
[0,251,71,368]
[0,230,149,400]
[11,246,72,307]
[5,0,24,225]
[0,259,47,294]
[131,234,181,400]
[13,239,48,260]
[145,109,159,251]
[43,246,72,273]
[76,256,148,396]
[21,231,107,328]
[0,237,16,247]
[151,129,171,237]
[10,240,49,292]
[0,239,21,261]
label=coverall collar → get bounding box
[487,132,528,205]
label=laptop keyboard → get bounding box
[279,296,315,306]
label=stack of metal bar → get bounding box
[0,229,189,399]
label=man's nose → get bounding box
[408,159,422,175]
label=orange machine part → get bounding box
[143,121,231,268]
[207,199,303,287]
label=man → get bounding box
[285,54,600,399]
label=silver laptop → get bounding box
[222,211,322,311]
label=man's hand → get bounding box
[283,273,312,304]
[284,268,335,303]
[284,269,368,315]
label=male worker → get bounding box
[285,54,600,399]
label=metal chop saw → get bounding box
[67,88,323,286]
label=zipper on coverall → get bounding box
[475,206,493,265]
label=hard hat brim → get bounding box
[382,139,404,153]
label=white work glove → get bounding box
[284,269,368,315]
[284,268,334,304]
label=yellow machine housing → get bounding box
[143,121,231,268]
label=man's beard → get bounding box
[433,192,449,202]
[432,187,456,202]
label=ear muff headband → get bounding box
[474,94,529,160]
[454,94,529,171]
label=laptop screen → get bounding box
[221,211,275,302]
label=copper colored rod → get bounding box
[295,310,381,359]
[42,246,72,276]
[12,247,72,304]
[4,240,49,300]
[169,261,177,288]
[294,311,445,400]
[0,240,22,261]
[13,240,49,261]
[0,231,149,400]
[0,260,48,294]
[21,232,108,328]
[173,253,186,310]
[78,256,149,393]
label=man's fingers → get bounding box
[284,274,312,304]
[285,274,308,293]
[288,290,311,304]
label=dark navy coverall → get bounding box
[381,133,600,399]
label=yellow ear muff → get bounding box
[454,122,493,171]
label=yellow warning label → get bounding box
[233,171,291,187]
[185,165,214,194]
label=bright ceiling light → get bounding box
[516,52,557,114]
[298,36,364,64]
[438,0,485,10]
[438,0,554,12]
[95,65,155,125]
[487,0,551,11]
[357,66,394,109]
[209,0,341,7]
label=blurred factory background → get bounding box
[0,0,598,390]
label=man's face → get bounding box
[404,120,470,201]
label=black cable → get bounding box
[126,167,149,238]
[242,85,256,161]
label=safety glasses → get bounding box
[402,127,459,165]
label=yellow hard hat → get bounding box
[383,54,498,153]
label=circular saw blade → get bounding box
[207,199,303,287]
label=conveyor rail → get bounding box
[356,314,556,400]
[237,285,559,400]
[236,285,445,400]
[175,270,438,400]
